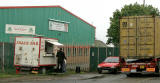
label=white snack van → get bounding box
[14,36,63,74]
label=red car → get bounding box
[97,56,125,74]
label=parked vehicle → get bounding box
[120,16,160,76]
[97,56,125,74]
[14,36,63,74]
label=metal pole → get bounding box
[106,47,107,58]
[98,48,99,64]
[113,47,115,56]
[2,42,5,72]
[143,0,145,6]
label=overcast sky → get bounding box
[0,0,160,43]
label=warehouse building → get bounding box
[0,5,95,45]
[0,5,97,72]
[0,6,119,72]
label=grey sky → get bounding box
[0,0,160,43]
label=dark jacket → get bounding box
[56,50,66,62]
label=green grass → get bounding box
[0,69,20,78]
[0,73,21,78]
[0,69,88,78]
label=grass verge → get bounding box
[0,73,21,78]
[0,70,78,78]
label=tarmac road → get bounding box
[1,73,160,83]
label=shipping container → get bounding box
[120,16,160,76]
[120,16,160,59]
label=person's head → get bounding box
[60,48,62,51]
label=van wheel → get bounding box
[126,74,132,77]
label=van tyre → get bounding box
[126,74,133,77]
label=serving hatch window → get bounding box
[45,41,54,54]
[45,40,63,55]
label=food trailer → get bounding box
[14,36,63,74]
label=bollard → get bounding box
[75,66,80,73]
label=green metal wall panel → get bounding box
[90,47,107,72]
[90,47,98,72]
[113,47,119,57]
[99,48,107,63]
[90,47,119,71]
[107,47,119,57]
[0,43,15,73]
[0,7,95,45]
[107,47,113,57]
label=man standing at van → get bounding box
[56,48,66,72]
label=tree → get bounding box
[106,3,160,47]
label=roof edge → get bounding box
[0,5,96,29]
[58,6,96,29]
[0,5,60,9]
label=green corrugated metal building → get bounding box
[0,5,95,45]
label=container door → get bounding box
[120,18,137,58]
[120,16,155,58]
[137,17,155,58]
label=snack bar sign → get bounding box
[49,21,68,32]
[6,24,35,35]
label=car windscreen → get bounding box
[104,57,119,63]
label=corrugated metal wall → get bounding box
[0,44,119,72]
[0,7,95,45]
[0,43,15,73]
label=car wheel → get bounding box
[113,69,118,74]
[154,66,160,77]
[98,69,102,74]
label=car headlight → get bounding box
[98,65,101,68]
